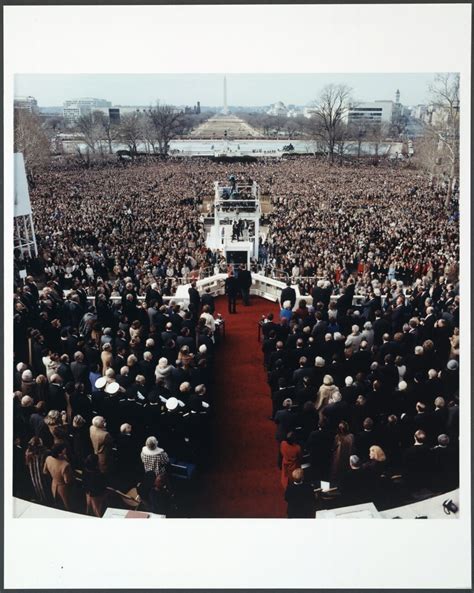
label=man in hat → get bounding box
[182,397,210,463]
[92,376,108,416]
[160,396,186,456]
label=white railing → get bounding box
[69,273,386,310]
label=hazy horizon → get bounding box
[14,73,443,108]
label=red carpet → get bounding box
[193,295,287,518]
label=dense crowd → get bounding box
[264,277,459,517]
[13,272,221,517]
[263,161,458,295]
[16,157,458,297]
[13,155,460,518]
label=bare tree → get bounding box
[256,113,272,136]
[119,112,143,155]
[424,73,460,204]
[76,113,101,153]
[41,114,65,155]
[14,109,50,180]
[92,110,118,155]
[285,115,307,140]
[366,122,391,163]
[238,112,267,136]
[310,84,352,163]
[347,121,368,159]
[267,115,286,137]
[141,113,158,154]
[334,121,351,165]
[148,103,186,156]
[412,134,443,185]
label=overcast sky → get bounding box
[14,73,441,107]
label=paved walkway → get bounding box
[191,114,261,138]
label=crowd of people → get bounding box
[13,270,221,517]
[12,154,460,518]
[264,161,458,294]
[263,275,459,517]
[16,157,458,298]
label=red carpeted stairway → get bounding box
[192,295,287,518]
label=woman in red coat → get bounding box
[280,432,302,489]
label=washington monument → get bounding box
[222,75,229,115]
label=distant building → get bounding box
[347,91,405,128]
[14,96,39,114]
[421,102,458,127]
[302,91,403,127]
[108,108,121,125]
[347,101,395,125]
[63,97,112,124]
[112,105,151,116]
[411,105,427,120]
[267,101,288,116]
[38,106,62,116]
